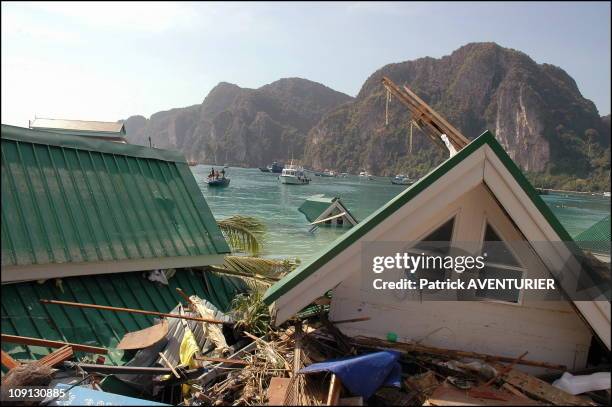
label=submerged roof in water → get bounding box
[575,215,611,255]
[1,124,230,282]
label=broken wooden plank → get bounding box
[1,350,21,370]
[1,334,107,354]
[193,356,249,366]
[498,368,596,406]
[33,345,73,368]
[338,396,363,406]
[423,382,543,406]
[158,352,180,379]
[350,336,566,370]
[40,299,226,324]
[117,320,168,350]
[330,316,371,325]
[267,377,291,405]
[484,351,528,386]
[326,374,342,406]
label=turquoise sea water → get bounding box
[195,166,611,263]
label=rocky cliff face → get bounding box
[123,78,352,166]
[304,43,609,178]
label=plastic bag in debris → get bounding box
[298,350,402,399]
[553,372,611,395]
[147,270,169,285]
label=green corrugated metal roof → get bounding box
[575,216,611,255]
[1,270,246,369]
[263,130,579,305]
[1,124,229,278]
[298,195,338,222]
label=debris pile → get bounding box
[2,292,609,406]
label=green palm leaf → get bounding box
[217,215,266,255]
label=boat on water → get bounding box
[314,169,336,177]
[359,171,374,180]
[604,191,611,197]
[279,162,310,185]
[207,176,230,187]
[259,167,271,172]
[339,172,348,178]
[267,161,284,173]
[391,174,413,185]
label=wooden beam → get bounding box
[158,352,181,379]
[1,349,21,370]
[350,336,566,370]
[330,316,371,325]
[40,299,225,325]
[381,76,471,152]
[1,334,107,354]
[310,212,347,225]
[326,374,342,406]
[33,345,73,367]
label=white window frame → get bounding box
[475,217,526,305]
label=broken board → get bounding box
[267,377,291,405]
[423,382,544,406]
[117,320,168,350]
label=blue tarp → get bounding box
[46,383,170,406]
[298,350,402,399]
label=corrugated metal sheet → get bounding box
[575,215,611,255]
[1,125,230,279]
[30,118,125,134]
[1,269,246,370]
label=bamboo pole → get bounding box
[40,299,225,325]
[1,334,107,354]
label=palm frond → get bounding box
[230,290,271,337]
[217,215,266,255]
[223,256,297,278]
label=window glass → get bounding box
[482,223,521,267]
[476,266,522,303]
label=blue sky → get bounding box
[2,1,610,127]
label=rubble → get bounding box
[1,295,608,406]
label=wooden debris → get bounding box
[33,345,73,368]
[40,299,226,324]
[194,356,249,366]
[405,370,440,396]
[330,316,371,325]
[351,336,566,370]
[158,352,181,379]
[326,374,342,406]
[117,320,168,350]
[176,287,195,308]
[375,387,418,406]
[1,350,20,370]
[338,396,363,406]
[496,367,596,405]
[1,334,107,354]
[423,382,543,406]
[267,377,291,405]
[484,351,528,386]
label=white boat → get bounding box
[359,171,374,180]
[391,174,413,185]
[604,192,611,197]
[279,163,310,185]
